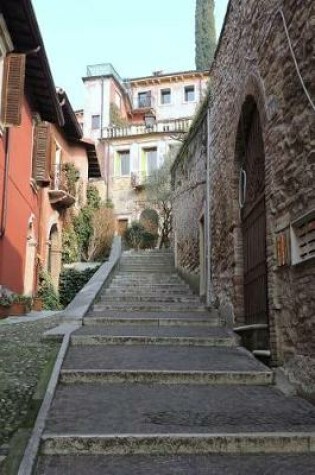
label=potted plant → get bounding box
[32,295,43,311]
[0,294,12,319]
[9,294,32,316]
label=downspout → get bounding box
[0,127,10,239]
[206,105,214,307]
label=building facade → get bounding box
[172,0,314,396]
[0,1,101,296]
[82,64,209,231]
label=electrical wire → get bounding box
[277,8,315,113]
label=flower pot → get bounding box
[0,305,10,319]
[9,302,27,316]
[32,297,43,312]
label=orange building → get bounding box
[0,1,101,295]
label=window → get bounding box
[117,150,130,176]
[184,85,195,102]
[138,91,151,108]
[91,114,100,130]
[161,88,171,105]
[146,148,158,175]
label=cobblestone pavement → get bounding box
[0,316,61,447]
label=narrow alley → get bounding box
[34,250,315,474]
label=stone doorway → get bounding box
[47,224,61,291]
[236,97,269,353]
[24,217,37,295]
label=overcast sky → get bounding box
[32,0,229,109]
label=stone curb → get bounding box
[17,331,72,475]
[59,369,273,385]
[41,432,315,456]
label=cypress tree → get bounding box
[195,0,216,70]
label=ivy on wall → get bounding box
[109,102,128,127]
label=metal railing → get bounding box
[102,118,192,139]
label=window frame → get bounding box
[160,88,172,106]
[137,90,151,108]
[91,114,101,130]
[145,147,158,176]
[117,149,131,177]
[184,85,196,103]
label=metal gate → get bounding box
[240,105,269,348]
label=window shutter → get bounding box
[1,53,26,127]
[33,124,51,185]
[114,153,120,176]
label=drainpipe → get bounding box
[206,105,214,307]
[0,127,10,239]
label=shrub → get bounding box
[62,223,79,264]
[73,185,101,261]
[59,266,100,307]
[124,221,157,250]
[88,206,115,261]
[37,271,61,310]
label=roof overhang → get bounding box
[0,0,64,126]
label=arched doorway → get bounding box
[236,97,269,352]
[48,224,61,291]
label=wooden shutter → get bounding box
[32,123,51,185]
[1,53,26,127]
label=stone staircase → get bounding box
[35,250,315,474]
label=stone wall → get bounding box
[172,0,314,395]
[208,0,314,391]
[172,108,208,294]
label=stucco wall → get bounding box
[0,98,39,293]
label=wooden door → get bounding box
[241,105,269,348]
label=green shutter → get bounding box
[141,150,147,177]
[114,152,120,177]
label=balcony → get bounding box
[48,164,76,209]
[102,118,192,140]
[131,171,147,190]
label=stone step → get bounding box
[61,345,272,385]
[83,317,219,328]
[42,383,315,454]
[120,266,174,275]
[73,325,229,339]
[35,454,315,475]
[60,369,273,386]
[106,288,192,295]
[111,278,184,284]
[108,283,190,290]
[99,296,201,303]
[93,303,207,312]
[63,345,272,375]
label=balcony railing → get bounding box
[137,96,153,109]
[48,163,76,209]
[102,118,192,139]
